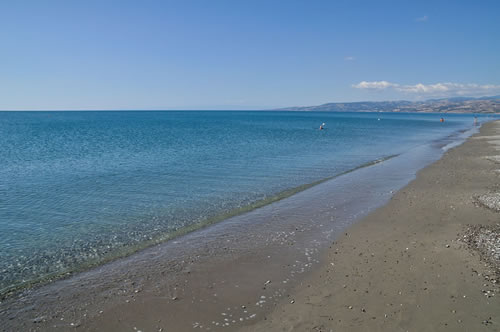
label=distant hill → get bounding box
[277,96,500,114]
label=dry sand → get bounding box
[240,121,500,331]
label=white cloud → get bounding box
[397,83,449,93]
[352,81,500,97]
[415,15,428,22]
[344,56,355,61]
[352,81,396,89]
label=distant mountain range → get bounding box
[276,95,500,114]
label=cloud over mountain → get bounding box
[352,81,500,97]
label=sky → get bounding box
[0,0,499,110]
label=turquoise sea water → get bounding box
[0,111,484,294]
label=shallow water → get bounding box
[0,111,483,294]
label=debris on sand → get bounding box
[474,192,500,212]
[461,224,500,276]
[485,155,500,164]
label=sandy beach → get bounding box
[2,1,499,331]
[241,120,500,331]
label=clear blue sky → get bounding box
[1,0,499,110]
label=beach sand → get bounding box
[240,120,500,331]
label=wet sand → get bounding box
[1,121,498,332]
[241,120,500,331]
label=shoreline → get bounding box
[0,111,484,301]
[242,120,500,331]
[0,121,492,331]
[0,153,399,299]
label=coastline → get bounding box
[3,110,466,299]
[0,153,398,299]
[241,120,500,331]
[0,120,496,331]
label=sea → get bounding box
[0,111,487,295]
